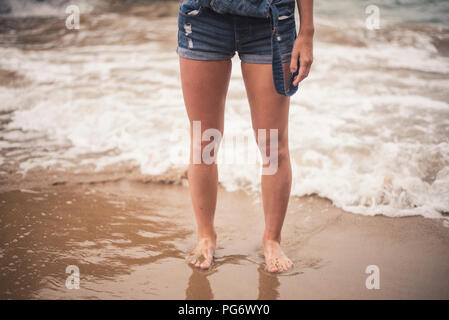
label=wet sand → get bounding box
[1,178,448,299]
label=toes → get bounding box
[187,253,200,265]
[187,239,216,270]
[266,256,294,273]
[268,264,278,272]
[199,247,214,269]
[200,257,213,269]
[267,259,279,273]
[187,253,205,268]
[280,259,293,272]
[195,255,205,268]
[200,253,212,269]
[188,252,213,270]
[274,258,281,271]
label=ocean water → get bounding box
[0,0,448,218]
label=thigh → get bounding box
[180,57,232,134]
[236,4,296,66]
[241,61,290,139]
[177,5,236,61]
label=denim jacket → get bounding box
[180,0,295,18]
[198,0,294,18]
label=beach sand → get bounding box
[1,174,448,299]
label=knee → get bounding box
[191,127,223,165]
[255,129,289,165]
[276,144,290,163]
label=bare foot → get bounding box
[187,234,216,270]
[263,238,293,273]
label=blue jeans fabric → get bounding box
[176,0,299,96]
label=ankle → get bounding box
[197,228,217,240]
[262,232,281,244]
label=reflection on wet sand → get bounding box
[0,183,191,299]
[184,252,283,300]
[186,268,214,300]
[184,265,283,300]
[257,265,280,300]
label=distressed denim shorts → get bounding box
[176,1,296,64]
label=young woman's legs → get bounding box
[241,61,294,273]
[179,56,232,269]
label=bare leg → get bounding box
[179,57,232,269]
[241,61,294,273]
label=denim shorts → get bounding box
[176,1,296,64]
